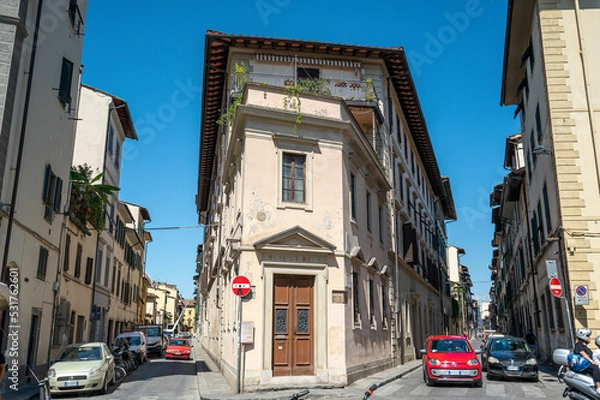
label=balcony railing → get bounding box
[246,73,377,102]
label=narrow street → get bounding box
[57,355,200,400]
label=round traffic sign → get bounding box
[576,285,587,297]
[550,277,562,297]
[232,275,251,297]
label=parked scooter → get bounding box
[553,348,600,400]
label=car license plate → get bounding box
[175,351,180,355]
[507,366,520,371]
[64,381,79,387]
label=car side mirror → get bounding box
[419,349,426,354]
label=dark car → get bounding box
[483,336,538,381]
[420,335,482,387]
[481,333,505,370]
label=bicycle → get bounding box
[287,383,378,400]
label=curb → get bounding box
[372,363,422,389]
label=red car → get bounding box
[165,338,192,360]
[420,335,482,387]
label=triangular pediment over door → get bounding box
[254,225,336,254]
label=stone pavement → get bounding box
[193,337,422,400]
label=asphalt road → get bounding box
[368,339,567,400]
[55,354,200,400]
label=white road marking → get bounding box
[486,383,506,397]
[521,385,546,398]
[375,383,405,396]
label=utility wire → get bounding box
[146,225,204,231]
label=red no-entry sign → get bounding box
[232,275,251,297]
[550,277,563,298]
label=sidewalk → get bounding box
[193,337,422,400]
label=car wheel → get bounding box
[486,373,495,381]
[424,370,433,387]
[99,373,109,394]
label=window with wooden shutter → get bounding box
[85,257,93,284]
[74,243,82,278]
[37,246,49,280]
[58,58,74,107]
[63,234,71,271]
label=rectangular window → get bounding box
[537,201,545,244]
[111,262,117,293]
[96,250,103,283]
[396,115,401,144]
[381,281,388,329]
[397,169,403,202]
[58,58,74,106]
[75,243,82,278]
[352,272,360,327]
[282,153,306,203]
[63,234,71,271]
[378,205,383,243]
[554,296,564,329]
[104,256,110,287]
[107,123,114,155]
[116,268,121,296]
[37,246,49,280]
[68,0,84,35]
[531,214,539,255]
[368,279,375,326]
[297,67,319,79]
[85,257,93,285]
[542,183,552,234]
[366,191,372,232]
[350,173,357,220]
[42,164,62,221]
[115,141,121,169]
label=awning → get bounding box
[0,282,11,311]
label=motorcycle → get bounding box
[553,348,600,400]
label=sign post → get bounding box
[232,276,251,394]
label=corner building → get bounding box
[196,31,456,390]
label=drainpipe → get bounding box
[1,0,44,281]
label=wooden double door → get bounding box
[272,274,314,376]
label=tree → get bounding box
[69,164,119,230]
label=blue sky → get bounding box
[81,0,519,300]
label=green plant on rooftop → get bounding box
[217,63,248,127]
[283,77,331,134]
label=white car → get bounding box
[48,342,115,395]
[115,331,148,364]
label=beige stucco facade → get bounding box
[148,283,180,329]
[196,32,457,391]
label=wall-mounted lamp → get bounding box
[533,145,552,156]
